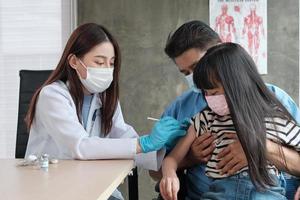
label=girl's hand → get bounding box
[159,172,180,200]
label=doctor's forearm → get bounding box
[266,140,300,176]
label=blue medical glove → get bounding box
[179,117,191,130]
[165,117,191,151]
[139,116,188,153]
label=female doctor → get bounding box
[24,23,187,199]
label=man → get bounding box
[151,20,300,199]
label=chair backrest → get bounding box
[15,70,52,158]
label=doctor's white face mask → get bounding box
[77,59,114,94]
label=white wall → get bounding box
[0,0,76,158]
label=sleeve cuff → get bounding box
[134,148,166,171]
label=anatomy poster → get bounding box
[210,0,267,74]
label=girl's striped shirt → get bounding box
[191,108,300,178]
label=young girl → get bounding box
[24,23,186,200]
[160,43,300,200]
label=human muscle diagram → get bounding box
[210,0,267,74]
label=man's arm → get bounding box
[266,84,300,175]
[266,140,300,176]
[217,134,300,176]
[217,85,300,176]
[266,83,300,124]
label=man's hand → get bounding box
[187,132,216,164]
[216,133,248,175]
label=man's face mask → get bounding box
[185,73,201,93]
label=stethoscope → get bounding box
[88,109,99,136]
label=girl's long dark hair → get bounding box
[25,23,121,136]
[193,43,294,190]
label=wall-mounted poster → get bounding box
[210,0,267,74]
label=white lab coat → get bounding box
[25,80,165,171]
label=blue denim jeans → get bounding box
[186,170,286,200]
[186,164,213,198]
[282,172,300,200]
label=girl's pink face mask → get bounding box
[205,94,230,116]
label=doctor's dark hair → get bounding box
[26,23,121,136]
[193,43,293,190]
[164,20,221,59]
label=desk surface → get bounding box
[0,159,134,200]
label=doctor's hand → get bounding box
[139,116,187,153]
[216,133,248,175]
[164,117,190,151]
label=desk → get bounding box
[0,159,135,200]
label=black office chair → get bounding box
[15,69,139,199]
[15,70,53,158]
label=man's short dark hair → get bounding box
[165,20,221,59]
